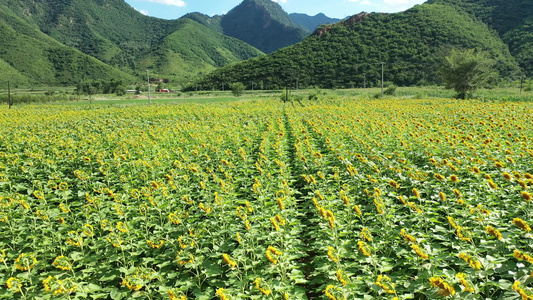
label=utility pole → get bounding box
[381,62,385,99]
[147,70,151,104]
[285,79,289,102]
[520,73,525,95]
[363,73,366,89]
[251,81,254,91]
[8,80,12,109]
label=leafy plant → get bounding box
[231,82,245,97]
[0,97,532,300]
[441,49,496,99]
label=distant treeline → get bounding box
[0,93,80,104]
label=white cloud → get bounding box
[347,0,372,4]
[347,0,424,12]
[133,7,149,15]
[272,0,287,3]
[137,0,186,7]
[384,0,419,5]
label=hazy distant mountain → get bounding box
[290,13,342,32]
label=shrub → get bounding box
[231,82,245,97]
[384,85,397,96]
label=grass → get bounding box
[1,86,533,107]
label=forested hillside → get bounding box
[0,8,135,86]
[427,0,533,75]
[0,0,264,85]
[0,0,181,67]
[136,19,264,81]
[1,0,530,87]
[188,4,519,90]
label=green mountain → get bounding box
[137,18,264,82]
[426,0,533,75]
[188,4,520,90]
[0,0,264,85]
[220,0,309,53]
[181,1,311,54]
[289,13,342,32]
[0,8,135,86]
[181,13,223,33]
[0,0,181,67]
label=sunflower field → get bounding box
[0,98,532,300]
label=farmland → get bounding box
[0,97,532,299]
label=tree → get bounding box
[440,49,496,99]
[231,82,245,97]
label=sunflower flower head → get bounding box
[52,255,72,271]
[7,277,22,293]
[357,241,371,256]
[253,278,271,295]
[522,191,532,202]
[222,253,237,268]
[486,226,503,240]
[15,253,37,271]
[215,288,230,300]
[429,276,455,297]
[513,218,532,232]
[376,275,395,294]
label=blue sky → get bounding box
[124,0,427,20]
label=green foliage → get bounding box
[76,79,126,96]
[308,88,322,101]
[440,49,496,99]
[0,93,77,104]
[137,19,264,85]
[280,88,290,102]
[0,7,134,86]
[1,99,532,299]
[0,58,29,87]
[384,85,397,96]
[181,13,223,33]
[194,4,519,90]
[231,82,245,97]
[427,0,533,75]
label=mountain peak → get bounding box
[220,0,308,53]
